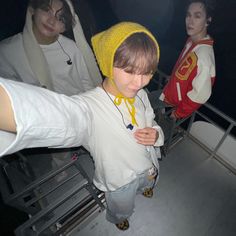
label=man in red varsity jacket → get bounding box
[160,0,216,119]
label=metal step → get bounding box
[0,152,105,236]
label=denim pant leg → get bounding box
[105,168,158,224]
[105,178,139,224]
[137,169,157,194]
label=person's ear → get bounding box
[206,17,212,26]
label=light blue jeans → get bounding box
[105,168,158,224]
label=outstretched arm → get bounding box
[0,85,16,132]
[0,78,90,157]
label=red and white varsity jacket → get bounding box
[160,36,216,118]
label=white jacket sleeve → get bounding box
[187,63,212,104]
[0,78,90,157]
[0,49,18,81]
[187,46,215,104]
[0,35,22,81]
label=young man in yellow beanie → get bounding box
[0,22,164,230]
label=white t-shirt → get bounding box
[0,78,164,191]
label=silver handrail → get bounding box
[152,69,236,172]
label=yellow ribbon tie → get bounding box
[114,94,138,126]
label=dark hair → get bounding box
[29,0,75,31]
[114,32,158,75]
[187,0,215,19]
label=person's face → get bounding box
[185,2,210,42]
[32,0,66,44]
[112,67,152,98]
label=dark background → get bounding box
[0,0,235,235]
[0,0,235,120]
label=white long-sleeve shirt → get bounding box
[0,79,164,191]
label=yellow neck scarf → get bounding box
[114,94,138,126]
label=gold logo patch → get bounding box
[175,52,197,80]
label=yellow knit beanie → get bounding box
[91,22,160,80]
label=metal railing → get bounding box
[189,103,236,173]
[150,69,236,172]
